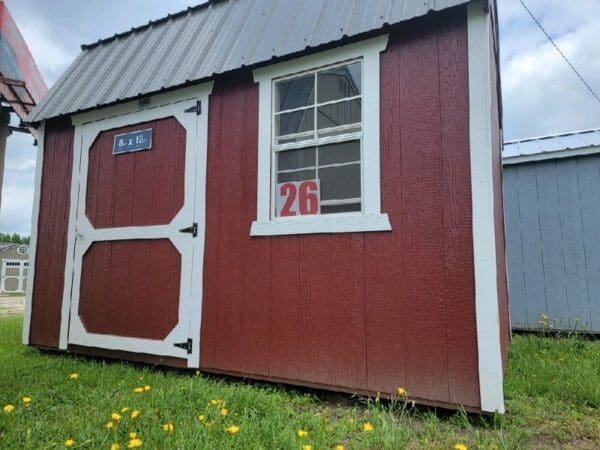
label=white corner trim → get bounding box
[502,145,600,165]
[468,1,505,414]
[22,122,45,345]
[252,35,389,236]
[250,213,391,236]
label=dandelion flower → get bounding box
[302,446,312,450]
[105,421,114,430]
[210,399,223,405]
[3,404,15,413]
[143,385,151,392]
[220,408,228,417]
[297,429,308,438]
[396,387,406,396]
[130,410,140,419]
[110,444,120,450]
[111,413,122,421]
[133,387,144,394]
[454,445,468,450]
[126,438,143,448]
[69,373,79,380]
[198,414,206,422]
[162,422,174,432]
[225,425,239,434]
[128,432,137,439]
[64,438,75,447]
[120,407,130,413]
[362,422,374,433]
[22,396,32,406]
[335,446,345,450]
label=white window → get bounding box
[251,36,391,236]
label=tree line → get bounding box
[0,233,30,244]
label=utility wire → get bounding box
[517,0,600,105]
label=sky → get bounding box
[1,0,599,235]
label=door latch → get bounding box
[174,338,193,354]
[179,223,198,237]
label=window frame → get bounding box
[251,35,391,236]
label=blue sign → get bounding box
[113,128,153,154]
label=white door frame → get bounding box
[59,83,213,367]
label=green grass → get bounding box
[0,315,598,449]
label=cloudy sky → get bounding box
[1,0,599,235]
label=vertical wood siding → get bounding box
[29,118,73,348]
[504,156,600,333]
[201,12,481,408]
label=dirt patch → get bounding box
[0,295,25,315]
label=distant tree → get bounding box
[0,233,30,244]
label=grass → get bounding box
[0,316,599,449]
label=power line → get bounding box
[517,0,600,105]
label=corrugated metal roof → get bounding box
[28,0,473,122]
[503,128,600,162]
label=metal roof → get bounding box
[28,0,473,122]
[503,128,600,164]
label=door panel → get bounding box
[67,99,202,364]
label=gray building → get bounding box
[0,243,29,293]
[503,128,600,333]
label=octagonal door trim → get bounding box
[63,91,211,367]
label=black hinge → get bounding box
[179,223,198,237]
[174,338,193,354]
[184,100,201,115]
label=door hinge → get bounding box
[174,338,193,354]
[179,222,198,237]
[184,100,201,115]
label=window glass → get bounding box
[276,75,314,111]
[276,110,314,137]
[321,203,361,214]
[319,164,361,201]
[317,99,361,130]
[317,62,361,103]
[277,169,316,183]
[318,141,360,165]
[277,147,316,171]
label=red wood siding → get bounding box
[29,118,73,348]
[78,239,180,339]
[86,117,185,228]
[201,12,481,408]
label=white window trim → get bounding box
[251,35,391,236]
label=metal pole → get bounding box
[0,109,11,211]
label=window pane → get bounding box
[321,203,361,214]
[318,141,360,166]
[317,62,361,103]
[276,75,315,111]
[277,169,316,183]
[317,99,361,130]
[319,163,361,201]
[276,109,314,137]
[277,147,316,171]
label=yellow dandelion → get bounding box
[105,421,114,430]
[130,410,140,419]
[396,387,406,396]
[110,444,120,450]
[3,404,15,413]
[133,387,144,394]
[143,385,151,392]
[302,446,312,450]
[22,396,32,406]
[111,413,122,421]
[335,446,345,450]
[198,414,206,422]
[120,407,130,413]
[454,445,468,450]
[220,408,229,417]
[210,399,224,405]
[162,422,174,432]
[225,425,239,434]
[128,432,137,439]
[69,373,79,380]
[362,422,374,433]
[297,429,308,438]
[126,438,143,448]
[64,438,75,447]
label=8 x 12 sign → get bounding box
[113,128,153,154]
[276,180,320,217]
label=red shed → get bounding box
[24,0,508,413]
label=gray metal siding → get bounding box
[503,155,600,333]
[28,0,472,122]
